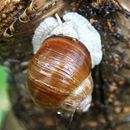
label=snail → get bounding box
[28,12,102,113]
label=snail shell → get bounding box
[28,12,102,112]
[28,35,93,112]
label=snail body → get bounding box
[28,12,102,112]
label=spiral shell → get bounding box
[28,36,93,112]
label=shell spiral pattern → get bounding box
[28,36,93,112]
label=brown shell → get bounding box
[28,36,91,111]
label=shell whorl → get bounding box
[28,36,93,112]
